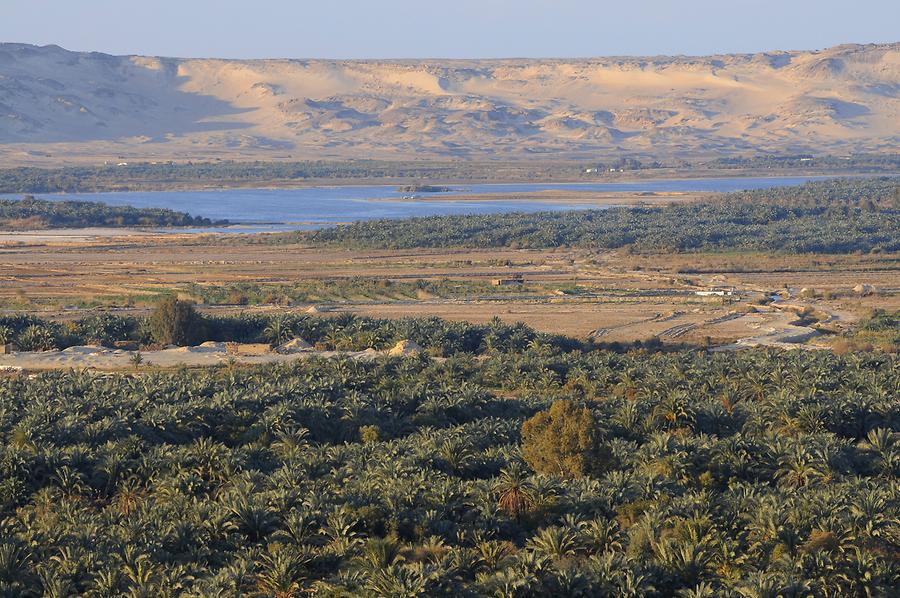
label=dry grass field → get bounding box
[2,230,896,349]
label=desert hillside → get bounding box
[0,42,898,164]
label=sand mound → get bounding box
[388,340,424,356]
[277,338,313,354]
[61,346,105,355]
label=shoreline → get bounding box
[0,190,709,241]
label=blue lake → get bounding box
[6,176,835,232]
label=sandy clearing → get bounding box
[713,311,821,351]
[337,300,730,340]
[0,343,385,371]
[0,228,167,244]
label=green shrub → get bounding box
[148,296,205,346]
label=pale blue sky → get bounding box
[1,0,897,58]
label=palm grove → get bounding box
[0,315,898,596]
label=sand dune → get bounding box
[0,42,897,164]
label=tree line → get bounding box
[1,155,897,194]
[0,161,575,194]
[707,153,900,172]
[0,303,579,355]
[0,196,213,229]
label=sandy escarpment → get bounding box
[0,42,898,163]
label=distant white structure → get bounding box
[695,287,736,297]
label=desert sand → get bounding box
[0,342,380,372]
[0,43,898,164]
[0,337,435,371]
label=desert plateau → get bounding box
[0,42,898,164]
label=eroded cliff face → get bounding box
[1,42,898,163]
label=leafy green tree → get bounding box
[521,400,613,478]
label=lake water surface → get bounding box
[9,176,833,232]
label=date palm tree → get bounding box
[528,526,581,562]
[255,545,310,598]
[494,464,536,521]
[776,445,828,489]
[264,315,294,346]
[860,427,898,476]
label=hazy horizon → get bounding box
[2,0,898,59]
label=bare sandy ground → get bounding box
[1,42,898,164]
[0,228,166,244]
[0,342,386,372]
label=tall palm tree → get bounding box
[494,464,536,521]
[776,445,828,489]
